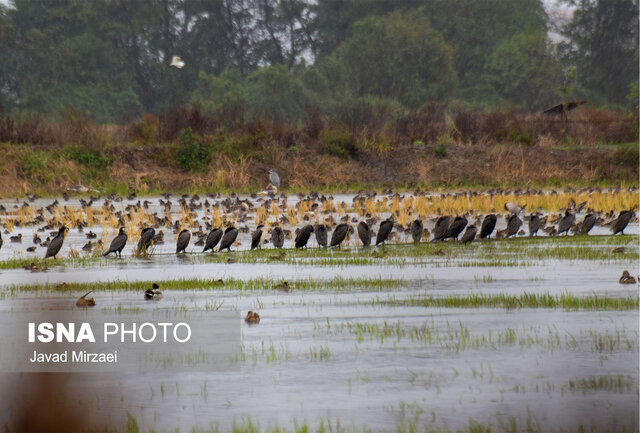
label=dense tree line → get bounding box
[0,0,636,124]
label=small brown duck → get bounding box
[244,311,260,324]
[619,271,636,284]
[274,281,290,292]
[24,262,48,272]
[76,291,96,307]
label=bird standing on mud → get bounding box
[376,218,394,246]
[137,227,155,255]
[45,226,68,259]
[203,228,223,253]
[357,221,371,247]
[611,210,633,235]
[504,214,522,238]
[460,224,477,244]
[251,225,268,250]
[219,226,239,251]
[480,214,497,239]
[557,210,575,236]
[104,227,128,256]
[445,216,467,240]
[528,214,541,236]
[410,219,423,243]
[579,213,596,235]
[330,223,349,247]
[271,227,285,248]
[295,224,314,248]
[314,224,328,248]
[176,229,191,253]
[269,169,281,189]
[432,216,450,241]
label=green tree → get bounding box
[247,64,307,123]
[559,0,639,106]
[0,4,16,112]
[428,0,549,105]
[9,0,143,122]
[313,0,420,56]
[195,68,248,126]
[489,32,562,111]
[335,10,456,107]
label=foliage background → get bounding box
[0,0,637,124]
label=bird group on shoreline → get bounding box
[38,205,635,259]
[0,181,637,260]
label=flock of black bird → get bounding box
[3,205,632,259]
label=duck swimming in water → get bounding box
[144,283,163,300]
[244,310,260,324]
[76,291,96,307]
[619,271,636,284]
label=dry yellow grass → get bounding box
[355,189,638,217]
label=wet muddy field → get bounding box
[0,192,638,432]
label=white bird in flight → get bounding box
[170,55,185,68]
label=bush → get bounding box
[211,130,265,162]
[612,143,639,165]
[508,130,532,145]
[20,151,49,181]
[433,145,447,157]
[174,128,212,172]
[131,113,158,145]
[320,128,355,160]
[64,144,111,170]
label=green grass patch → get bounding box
[378,292,639,311]
[0,234,636,270]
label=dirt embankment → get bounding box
[0,141,636,196]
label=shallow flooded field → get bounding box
[0,191,638,432]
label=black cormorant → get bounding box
[45,226,68,259]
[295,224,314,248]
[271,227,285,248]
[410,219,423,243]
[330,223,349,247]
[137,227,155,254]
[104,227,128,256]
[176,229,191,253]
[219,226,239,251]
[357,221,371,246]
[611,210,633,235]
[479,214,497,239]
[528,214,541,236]
[445,217,467,240]
[315,224,328,248]
[580,213,596,234]
[203,228,223,252]
[251,225,268,249]
[375,218,394,246]
[505,214,522,238]
[432,216,450,241]
[557,210,575,236]
[460,225,477,244]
